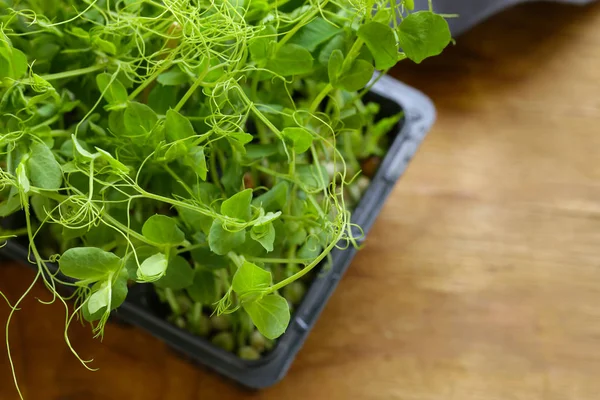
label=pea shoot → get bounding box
[0,0,449,397]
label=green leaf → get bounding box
[96,73,128,109]
[71,135,96,159]
[27,142,62,190]
[62,226,88,241]
[142,214,185,246]
[87,283,110,315]
[365,111,403,155]
[30,195,51,222]
[297,235,322,259]
[227,132,253,154]
[148,84,179,114]
[336,59,374,91]
[357,22,398,69]
[232,261,271,295]
[243,294,290,339]
[137,252,168,280]
[190,247,229,270]
[251,223,276,252]
[286,225,307,246]
[267,44,313,76]
[397,11,451,64]
[165,142,187,162]
[124,246,156,280]
[123,102,158,137]
[68,27,90,39]
[404,0,415,10]
[165,109,195,142]
[244,143,280,160]
[59,247,121,281]
[0,192,21,217]
[221,160,243,194]
[16,162,29,193]
[0,46,28,79]
[252,181,288,212]
[208,221,246,255]
[253,211,282,226]
[122,0,142,11]
[157,68,189,86]
[221,189,252,221]
[282,127,313,154]
[327,49,343,84]
[110,273,128,309]
[95,147,130,174]
[249,25,276,64]
[186,268,218,304]
[177,206,213,235]
[194,182,221,204]
[84,224,114,248]
[92,36,117,55]
[297,164,329,191]
[289,17,341,52]
[372,8,393,24]
[318,33,346,65]
[184,146,207,181]
[84,274,128,321]
[154,255,194,290]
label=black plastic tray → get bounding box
[0,74,436,389]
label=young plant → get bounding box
[0,0,450,396]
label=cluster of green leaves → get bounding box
[0,0,449,394]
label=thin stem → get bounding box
[227,252,245,268]
[38,64,107,82]
[309,83,332,113]
[209,147,225,193]
[128,62,171,101]
[173,65,210,112]
[165,288,181,315]
[265,227,345,294]
[276,0,330,49]
[164,164,194,198]
[176,243,207,254]
[0,227,29,237]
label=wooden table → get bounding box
[3,2,600,399]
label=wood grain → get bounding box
[3,2,600,399]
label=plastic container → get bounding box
[0,74,436,389]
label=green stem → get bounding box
[253,165,290,180]
[209,147,225,193]
[276,0,330,49]
[265,227,345,295]
[286,245,297,275]
[176,242,207,254]
[340,38,365,72]
[173,65,210,112]
[50,130,71,137]
[164,164,194,198]
[128,63,171,101]
[309,38,364,113]
[164,288,181,315]
[38,64,107,82]
[309,83,332,113]
[227,252,245,268]
[0,227,29,237]
[30,115,60,131]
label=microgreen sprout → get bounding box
[0,0,450,397]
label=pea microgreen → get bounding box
[0,0,450,396]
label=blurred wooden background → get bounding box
[3,2,600,399]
